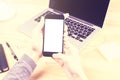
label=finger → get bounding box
[64,13,69,38]
[64,24,68,46]
[53,58,64,67]
[64,24,68,37]
[64,39,71,49]
[64,13,69,19]
[64,40,75,56]
[52,53,66,60]
[52,53,67,67]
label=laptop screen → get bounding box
[49,0,110,27]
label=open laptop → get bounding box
[18,0,110,50]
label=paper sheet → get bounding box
[98,42,120,61]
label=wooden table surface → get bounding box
[0,0,120,80]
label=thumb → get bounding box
[52,53,66,67]
[52,53,66,60]
[52,53,68,62]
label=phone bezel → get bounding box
[43,15,64,57]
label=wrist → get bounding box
[26,47,42,63]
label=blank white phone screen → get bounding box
[44,19,64,53]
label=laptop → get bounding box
[18,0,110,50]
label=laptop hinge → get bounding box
[69,16,94,27]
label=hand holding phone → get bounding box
[43,15,64,57]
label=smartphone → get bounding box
[43,15,64,57]
[0,44,9,73]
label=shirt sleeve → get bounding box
[3,54,36,80]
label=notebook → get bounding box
[18,0,110,50]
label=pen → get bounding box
[6,42,18,61]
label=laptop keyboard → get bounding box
[64,18,95,42]
[34,11,95,42]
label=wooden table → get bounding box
[0,0,120,80]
